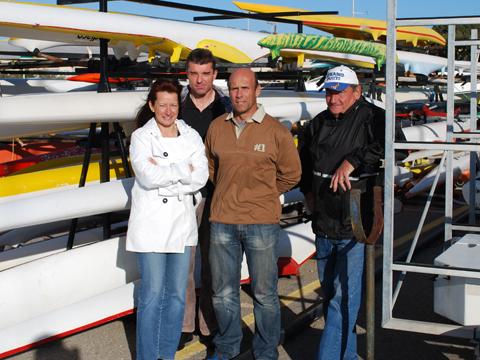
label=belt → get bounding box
[312,171,379,181]
[312,171,333,179]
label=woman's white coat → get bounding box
[126,118,208,253]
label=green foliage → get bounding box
[432,24,480,60]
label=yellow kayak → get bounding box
[234,1,446,47]
[0,158,126,197]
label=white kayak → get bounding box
[405,153,471,198]
[0,218,103,248]
[0,90,326,140]
[0,1,268,63]
[402,120,469,142]
[0,78,96,96]
[0,221,314,357]
[0,178,133,232]
[0,176,304,240]
[401,149,445,163]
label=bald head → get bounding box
[228,68,261,121]
[228,68,258,89]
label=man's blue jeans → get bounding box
[136,248,191,360]
[315,236,365,360]
[210,222,281,360]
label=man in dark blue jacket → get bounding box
[300,65,384,360]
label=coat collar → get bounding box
[181,84,228,103]
[143,118,191,137]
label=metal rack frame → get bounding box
[383,0,480,342]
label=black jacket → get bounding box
[180,87,231,198]
[299,97,385,239]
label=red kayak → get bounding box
[67,72,186,84]
[67,73,144,83]
[0,146,84,177]
[0,140,77,165]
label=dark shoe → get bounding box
[177,332,193,350]
[205,350,231,360]
[199,333,215,347]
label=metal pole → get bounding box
[382,0,397,328]
[100,121,111,240]
[296,71,306,92]
[114,122,132,178]
[469,29,478,224]
[99,0,111,240]
[67,123,97,250]
[365,243,375,360]
[445,25,455,245]
[98,0,110,93]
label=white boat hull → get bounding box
[0,176,303,233]
[405,154,471,198]
[402,120,469,142]
[0,2,267,63]
[0,90,325,139]
[0,222,315,357]
[0,178,133,232]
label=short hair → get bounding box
[186,48,216,70]
[135,78,182,128]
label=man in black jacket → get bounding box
[300,65,384,360]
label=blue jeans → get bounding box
[210,223,281,360]
[136,248,191,360]
[315,236,365,360]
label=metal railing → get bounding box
[383,0,480,345]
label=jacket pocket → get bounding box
[313,181,351,238]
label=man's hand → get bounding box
[330,160,355,193]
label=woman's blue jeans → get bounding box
[136,248,191,360]
[315,236,365,360]
[210,222,281,360]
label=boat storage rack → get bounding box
[383,0,480,357]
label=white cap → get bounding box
[323,65,359,92]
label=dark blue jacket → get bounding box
[299,97,385,239]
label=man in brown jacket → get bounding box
[205,68,301,360]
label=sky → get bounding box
[23,0,480,35]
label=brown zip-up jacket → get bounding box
[205,112,301,224]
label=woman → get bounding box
[126,79,209,360]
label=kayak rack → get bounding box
[67,0,132,249]
[383,1,480,358]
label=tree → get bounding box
[431,24,480,60]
